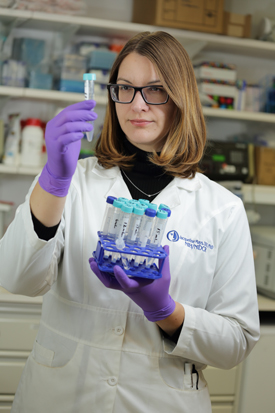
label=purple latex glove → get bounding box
[39,100,97,197]
[89,245,176,322]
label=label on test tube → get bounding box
[108,200,123,238]
[101,196,117,235]
[150,210,168,246]
[83,73,96,142]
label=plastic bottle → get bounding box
[3,113,21,166]
[20,118,44,167]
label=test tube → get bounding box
[83,73,96,142]
[108,200,123,239]
[145,209,169,268]
[101,196,117,236]
[124,205,144,268]
[134,208,156,267]
[112,203,133,264]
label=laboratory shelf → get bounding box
[0,163,42,176]
[242,184,275,205]
[1,85,275,123]
[0,85,107,105]
[202,107,275,123]
[0,8,275,59]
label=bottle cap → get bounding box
[83,73,96,81]
[159,203,170,210]
[25,118,42,126]
[145,208,156,218]
[138,199,150,204]
[118,197,129,203]
[156,210,168,219]
[113,200,123,208]
[121,204,133,214]
[106,196,117,204]
[133,206,144,216]
[149,203,158,211]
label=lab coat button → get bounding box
[107,377,118,386]
[114,326,124,335]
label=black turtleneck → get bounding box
[31,140,173,238]
[121,138,173,202]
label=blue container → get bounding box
[59,79,84,93]
[29,71,52,90]
[88,49,117,70]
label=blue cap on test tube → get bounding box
[83,73,96,81]
[106,196,117,204]
[144,208,156,217]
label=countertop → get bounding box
[1,286,275,311]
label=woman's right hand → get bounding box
[39,100,97,197]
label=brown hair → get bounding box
[95,31,206,178]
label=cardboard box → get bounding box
[255,146,275,186]
[223,11,251,38]
[132,0,224,34]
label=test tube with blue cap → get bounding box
[101,196,117,235]
[83,73,96,142]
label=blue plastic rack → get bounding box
[92,232,167,279]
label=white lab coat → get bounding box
[0,157,260,413]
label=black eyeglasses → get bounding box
[107,84,169,105]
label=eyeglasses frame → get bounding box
[107,83,169,105]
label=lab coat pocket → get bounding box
[11,342,86,413]
[158,355,186,390]
[32,340,54,367]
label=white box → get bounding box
[194,65,237,82]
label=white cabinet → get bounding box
[0,291,42,411]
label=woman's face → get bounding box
[115,52,176,152]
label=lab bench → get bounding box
[0,287,274,413]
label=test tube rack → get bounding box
[92,232,167,279]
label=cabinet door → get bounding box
[0,317,40,351]
[204,366,237,396]
[0,353,28,394]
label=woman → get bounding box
[0,31,259,413]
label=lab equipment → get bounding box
[146,210,169,268]
[250,225,275,299]
[93,198,170,279]
[101,196,117,235]
[113,203,133,267]
[83,73,96,142]
[134,208,156,267]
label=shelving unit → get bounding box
[0,7,275,207]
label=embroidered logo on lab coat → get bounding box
[167,231,214,252]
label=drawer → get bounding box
[0,318,40,351]
[0,353,28,394]
[212,406,233,413]
[0,396,13,413]
[204,366,237,395]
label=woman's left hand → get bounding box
[89,245,175,322]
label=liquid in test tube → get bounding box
[83,73,96,142]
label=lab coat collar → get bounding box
[90,158,202,206]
